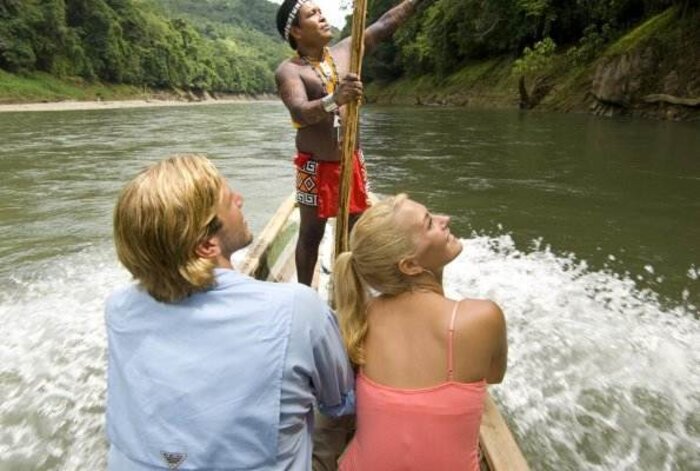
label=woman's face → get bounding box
[396,199,463,273]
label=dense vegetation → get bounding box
[358,0,697,83]
[0,0,697,108]
[0,0,289,94]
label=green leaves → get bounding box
[0,0,288,93]
[352,0,683,83]
[513,37,556,77]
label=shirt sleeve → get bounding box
[294,287,356,417]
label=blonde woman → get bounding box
[334,194,508,471]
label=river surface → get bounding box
[0,102,698,470]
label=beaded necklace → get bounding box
[299,47,339,95]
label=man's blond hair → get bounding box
[114,154,224,303]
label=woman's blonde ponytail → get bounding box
[333,251,369,365]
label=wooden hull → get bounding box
[240,193,529,471]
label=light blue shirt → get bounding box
[105,269,355,470]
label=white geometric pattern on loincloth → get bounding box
[296,158,319,207]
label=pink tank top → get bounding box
[339,302,486,471]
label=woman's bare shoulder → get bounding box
[455,298,505,329]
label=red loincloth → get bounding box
[294,150,370,219]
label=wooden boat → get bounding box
[239,193,530,471]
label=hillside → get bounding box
[361,2,699,121]
[154,0,280,39]
[0,0,289,103]
[2,0,698,121]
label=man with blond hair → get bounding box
[106,154,354,470]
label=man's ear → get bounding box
[290,25,302,43]
[398,257,424,277]
[195,235,221,260]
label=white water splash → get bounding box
[0,247,129,471]
[445,235,700,470]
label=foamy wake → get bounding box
[0,247,128,470]
[445,235,700,470]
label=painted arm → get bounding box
[275,64,363,127]
[364,0,425,54]
[276,63,332,126]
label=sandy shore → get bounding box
[0,97,277,113]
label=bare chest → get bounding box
[296,55,347,100]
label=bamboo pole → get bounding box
[334,0,368,259]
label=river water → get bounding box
[0,102,698,470]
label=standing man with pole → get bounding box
[275,0,428,286]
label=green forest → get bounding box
[359,0,695,81]
[0,0,289,97]
[0,0,698,113]
[356,0,698,119]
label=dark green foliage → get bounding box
[155,0,280,40]
[358,0,694,83]
[566,23,615,66]
[2,0,693,94]
[0,0,39,72]
[0,0,288,93]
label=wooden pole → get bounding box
[334,0,368,259]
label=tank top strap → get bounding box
[446,301,460,381]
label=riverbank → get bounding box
[0,69,277,112]
[366,7,700,121]
[0,96,277,113]
[3,8,698,121]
